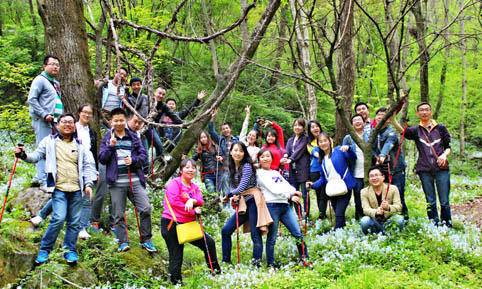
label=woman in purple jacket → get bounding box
[283,118,311,216]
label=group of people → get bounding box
[17,55,453,284]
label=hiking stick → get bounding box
[0,156,19,225]
[150,128,155,178]
[197,214,215,274]
[304,189,309,235]
[235,202,240,265]
[127,168,142,240]
[296,203,308,267]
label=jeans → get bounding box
[37,195,87,226]
[221,198,262,263]
[360,215,405,234]
[161,218,220,284]
[40,189,82,252]
[217,170,230,197]
[32,117,52,185]
[391,170,408,218]
[330,193,351,229]
[144,127,164,157]
[204,174,217,194]
[79,195,91,229]
[310,172,328,219]
[418,170,452,226]
[110,181,153,243]
[38,198,53,219]
[266,203,306,265]
[353,178,365,220]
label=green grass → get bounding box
[0,146,481,288]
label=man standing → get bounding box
[360,166,404,234]
[208,109,239,196]
[404,102,452,227]
[161,91,206,148]
[15,113,96,265]
[101,67,128,114]
[27,55,63,187]
[354,102,376,135]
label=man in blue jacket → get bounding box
[15,113,96,265]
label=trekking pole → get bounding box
[197,214,215,274]
[304,189,309,235]
[235,201,241,265]
[127,168,142,241]
[0,154,19,225]
[295,203,308,267]
[150,127,155,178]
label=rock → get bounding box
[12,187,50,216]
[0,226,37,287]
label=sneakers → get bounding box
[35,250,49,265]
[78,229,91,240]
[64,251,78,265]
[30,216,44,227]
[118,242,130,252]
[141,241,158,253]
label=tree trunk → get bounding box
[201,0,221,81]
[384,0,401,101]
[270,4,288,86]
[162,0,282,181]
[36,0,97,128]
[95,1,107,79]
[459,0,466,156]
[434,0,450,119]
[289,0,317,120]
[410,0,430,103]
[334,0,355,144]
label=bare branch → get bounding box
[114,1,257,43]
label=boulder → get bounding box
[12,187,50,216]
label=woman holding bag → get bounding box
[161,159,220,285]
[309,132,356,229]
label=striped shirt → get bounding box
[115,134,139,185]
[102,81,125,112]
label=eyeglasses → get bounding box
[47,63,60,67]
[418,108,431,112]
[81,110,93,115]
[60,120,75,124]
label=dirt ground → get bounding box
[452,196,482,228]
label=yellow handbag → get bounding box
[164,194,203,244]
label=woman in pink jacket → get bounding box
[161,159,220,284]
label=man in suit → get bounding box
[360,166,405,234]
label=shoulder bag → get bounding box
[322,161,349,197]
[164,183,203,244]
